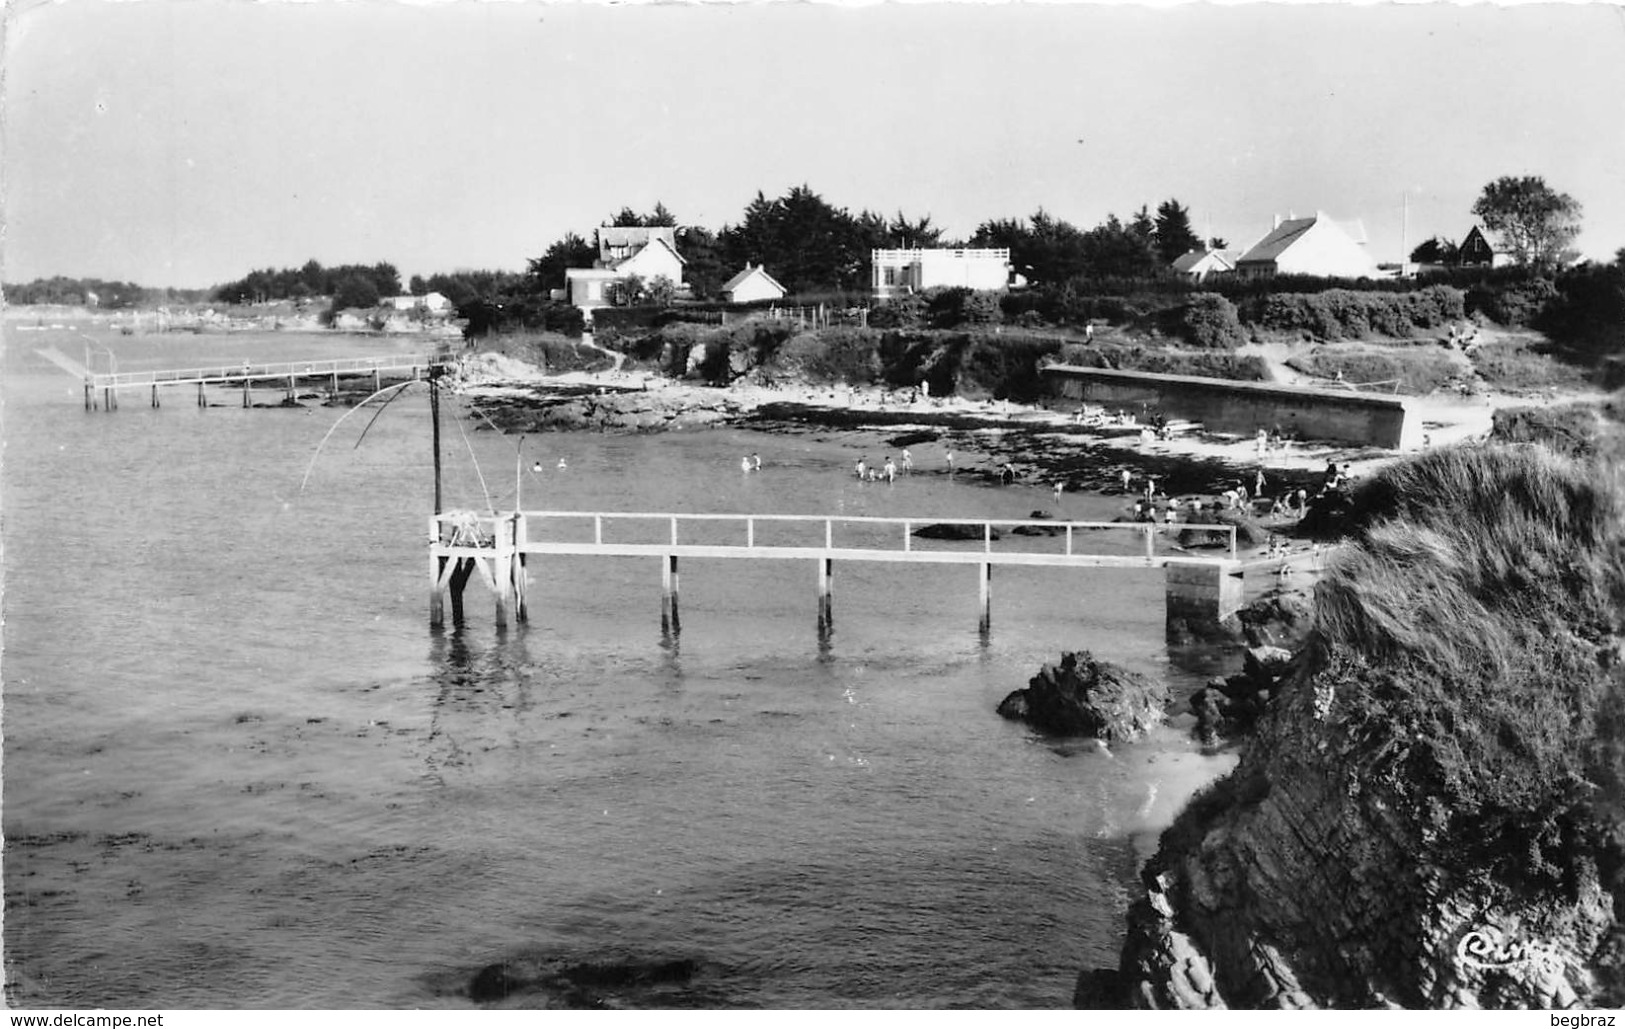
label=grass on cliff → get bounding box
[1309,445,1625,892]
[1283,345,1463,394]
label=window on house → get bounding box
[883,268,896,286]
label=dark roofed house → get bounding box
[1458,225,1511,269]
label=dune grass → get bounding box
[1308,445,1625,890]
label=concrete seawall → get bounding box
[1042,365,1420,450]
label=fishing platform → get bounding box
[80,353,447,410]
[428,509,1263,638]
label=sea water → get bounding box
[2,329,1235,1008]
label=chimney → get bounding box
[1273,214,1282,229]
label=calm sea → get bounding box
[2,327,1235,1009]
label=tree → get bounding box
[1153,199,1203,264]
[1207,236,1229,250]
[646,274,677,308]
[1409,236,1459,266]
[1471,175,1582,269]
[527,232,597,293]
[330,274,380,311]
[408,274,428,295]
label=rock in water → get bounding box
[997,650,1168,742]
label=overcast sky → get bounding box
[4,1,1624,289]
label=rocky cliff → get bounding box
[1095,445,1625,1009]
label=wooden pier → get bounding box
[427,510,1249,636]
[82,353,448,410]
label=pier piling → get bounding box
[661,555,681,634]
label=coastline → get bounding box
[448,351,1531,506]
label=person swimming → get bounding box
[557,457,568,470]
[741,456,752,473]
[751,453,762,471]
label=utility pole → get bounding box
[429,365,444,516]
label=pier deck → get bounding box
[427,510,1250,635]
[81,353,449,409]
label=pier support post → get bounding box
[151,384,159,408]
[1164,559,1245,642]
[513,554,529,623]
[430,554,447,627]
[286,374,296,403]
[242,377,251,408]
[816,558,834,634]
[978,562,992,634]
[661,554,681,634]
[331,371,339,399]
[492,557,510,629]
[373,368,382,394]
[448,558,475,625]
[85,381,92,411]
[198,382,206,408]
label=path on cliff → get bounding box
[578,331,626,373]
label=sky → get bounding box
[4,0,1624,290]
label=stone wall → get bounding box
[1044,366,1419,449]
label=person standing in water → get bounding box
[883,457,897,483]
[741,455,753,474]
[856,457,867,480]
[901,449,913,474]
[945,448,955,474]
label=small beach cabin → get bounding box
[721,263,788,304]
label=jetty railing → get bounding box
[83,353,448,410]
[427,509,1242,632]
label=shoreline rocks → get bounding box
[997,651,1168,743]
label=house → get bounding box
[1458,225,1512,269]
[1234,212,1379,280]
[1170,248,1236,282]
[565,226,687,310]
[871,248,1012,300]
[383,292,452,314]
[721,263,787,304]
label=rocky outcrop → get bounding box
[913,522,1002,541]
[1103,670,1616,1009]
[472,387,741,433]
[1189,645,1296,746]
[997,651,1168,742]
[464,954,717,1008]
[1090,447,1625,1010]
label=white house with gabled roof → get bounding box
[1235,212,1379,280]
[721,263,787,304]
[1170,248,1236,282]
[565,226,687,310]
